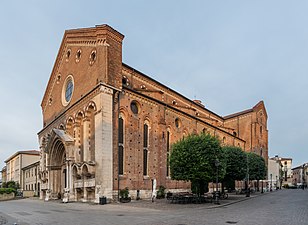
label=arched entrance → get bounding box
[49,139,67,198]
[43,128,75,201]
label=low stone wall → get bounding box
[0,193,15,201]
[23,190,35,198]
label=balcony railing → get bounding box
[74,180,83,188]
[74,178,95,188]
[84,178,95,187]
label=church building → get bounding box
[38,24,268,202]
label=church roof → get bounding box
[223,101,267,120]
[122,63,223,120]
[223,108,254,120]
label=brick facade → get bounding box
[38,24,268,202]
[223,101,269,164]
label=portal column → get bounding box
[69,162,73,193]
[63,161,70,203]
[66,162,69,189]
[83,119,90,162]
[82,177,87,202]
[66,144,75,201]
[39,145,45,200]
[45,163,51,201]
[73,125,80,162]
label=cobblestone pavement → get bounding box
[0,211,23,225]
[0,189,307,225]
[0,215,7,225]
[126,190,261,211]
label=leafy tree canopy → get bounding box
[223,146,247,184]
[2,181,19,190]
[170,133,226,184]
[247,152,267,180]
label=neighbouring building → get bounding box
[277,156,292,186]
[4,150,40,188]
[38,24,269,203]
[268,158,280,190]
[292,163,308,187]
[1,166,6,186]
[268,155,293,188]
[22,161,40,197]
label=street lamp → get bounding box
[302,164,305,190]
[246,153,250,197]
[215,159,220,204]
[284,162,287,182]
[258,148,263,193]
[270,174,272,192]
[276,175,278,190]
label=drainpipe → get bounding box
[250,122,253,151]
[20,155,22,190]
[237,117,240,137]
[36,165,38,196]
[117,90,121,202]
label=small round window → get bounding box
[62,75,74,106]
[130,101,139,114]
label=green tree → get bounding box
[170,133,226,195]
[2,180,19,190]
[247,152,267,181]
[222,146,247,190]
[1,181,19,194]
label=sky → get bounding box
[0,1,308,170]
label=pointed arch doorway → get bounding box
[49,139,67,198]
[45,129,74,201]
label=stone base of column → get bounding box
[45,191,51,201]
[81,198,88,202]
[62,188,70,203]
[39,191,44,200]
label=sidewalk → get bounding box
[120,191,269,211]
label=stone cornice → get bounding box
[123,86,245,143]
[122,64,223,122]
[123,90,158,107]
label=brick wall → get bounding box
[39,24,269,201]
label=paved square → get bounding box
[0,189,307,225]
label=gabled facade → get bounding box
[223,101,269,164]
[38,24,269,203]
